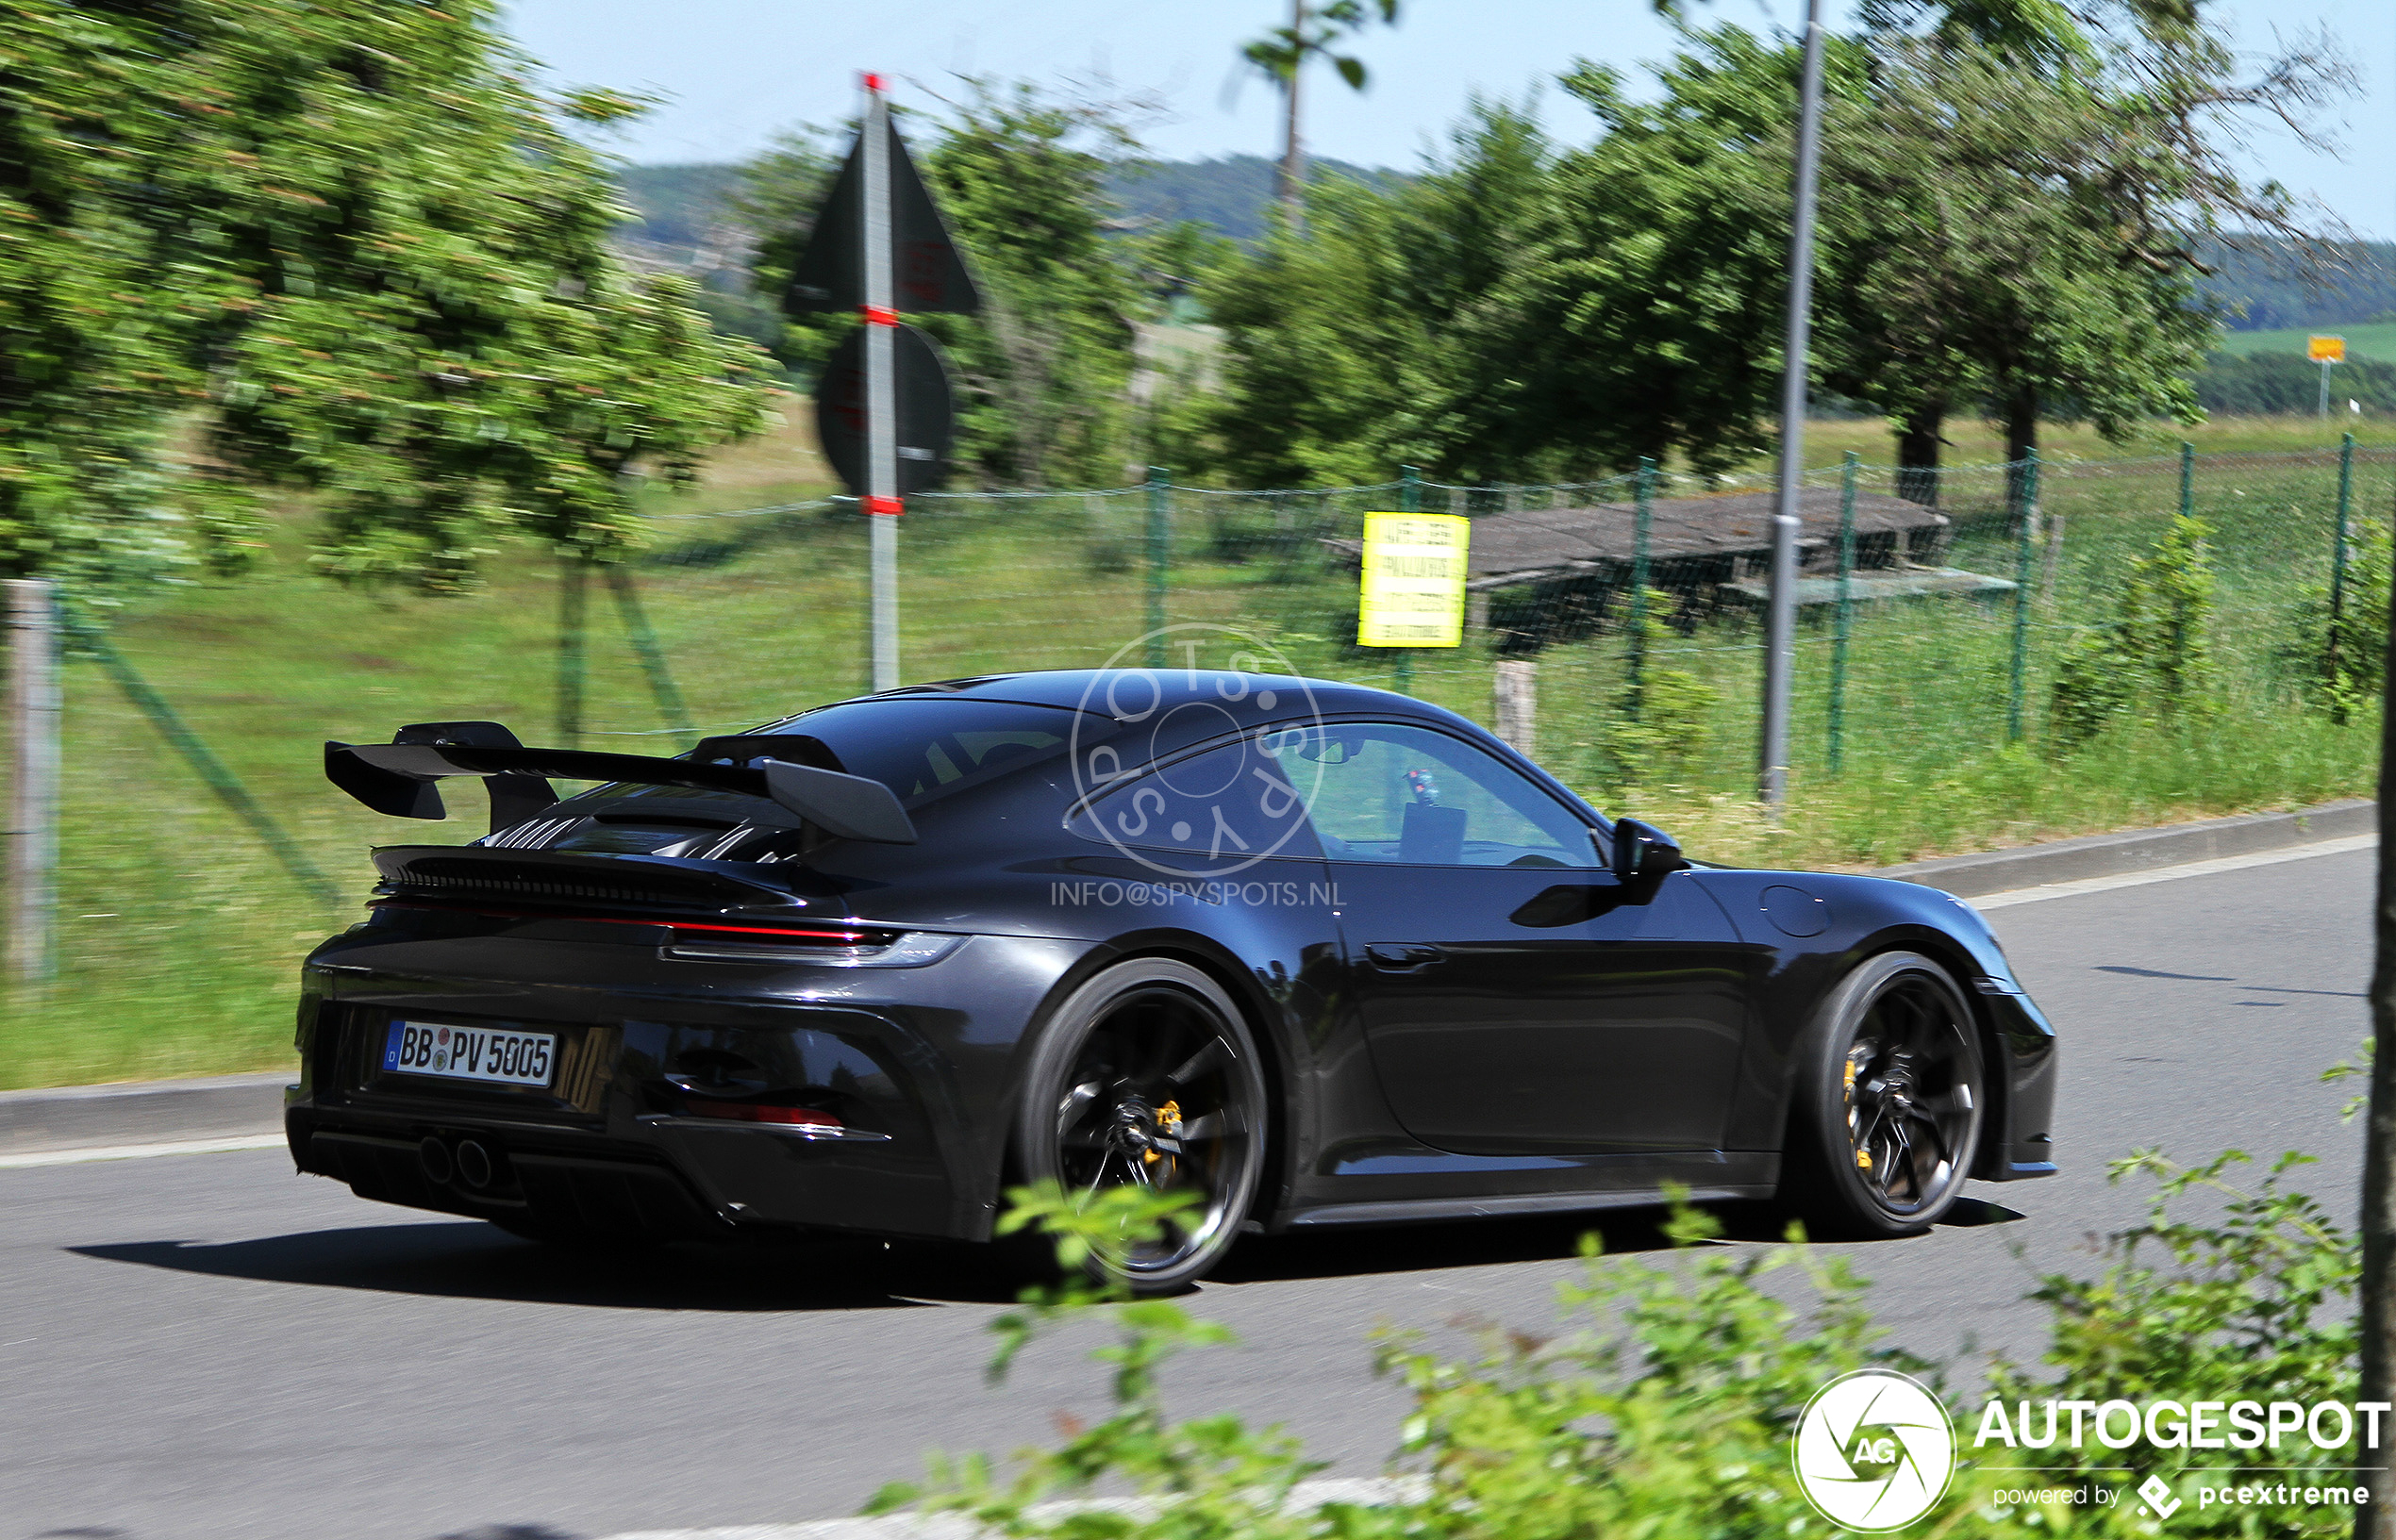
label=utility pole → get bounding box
[5,578,58,984]
[1277,0,1307,213]
[1758,0,1828,809]
[2362,569,2396,1540]
[862,74,901,691]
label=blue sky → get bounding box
[505,1,2395,239]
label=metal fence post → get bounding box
[1394,466,1420,696]
[1145,467,1170,669]
[2007,447,2039,741]
[6,578,58,983]
[2330,431,2354,720]
[1627,457,1655,721]
[557,553,588,747]
[605,568,697,743]
[2179,440,2194,522]
[1828,451,1857,774]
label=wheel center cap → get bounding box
[1114,1099,1156,1148]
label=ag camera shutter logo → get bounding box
[1793,1369,1956,1532]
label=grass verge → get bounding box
[0,414,2382,1088]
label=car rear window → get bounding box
[762,699,1106,805]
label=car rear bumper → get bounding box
[288,925,1096,1242]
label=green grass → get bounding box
[2209,323,2396,362]
[0,423,2385,1088]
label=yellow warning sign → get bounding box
[2310,335,2346,362]
[1357,512,1471,648]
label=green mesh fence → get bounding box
[610,443,2392,797]
[16,439,2387,1084]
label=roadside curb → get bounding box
[2,799,2376,1162]
[597,1477,1425,1540]
[1878,798,2375,899]
[0,1070,288,1158]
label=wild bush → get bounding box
[2281,515,2391,719]
[1604,590,1722,790]
[874,1134,2364,1540]
[2051,515,2218,749]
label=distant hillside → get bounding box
[610,153,1407,252]
[2198,240,2396,332]
[608,160,2396,343]
[1104,154,1410,243]
[615,162,742,249]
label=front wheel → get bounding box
[1784,951,1985,1239]
[1010,958,1268,1294]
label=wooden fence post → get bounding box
[1494,659,1538,760]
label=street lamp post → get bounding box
[1758,0,1829,808]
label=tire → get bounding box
[1783,951,1986,1240]
[1008,958,1268,1295]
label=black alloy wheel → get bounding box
[1011,958,1267,1293]
[1788,951,1985,1238]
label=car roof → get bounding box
[834,669,1450,724]
[763,669,1608,831]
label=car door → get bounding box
[1296,720,1753,1156]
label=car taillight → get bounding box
[685,1099,845,1132]
[368,900,896,948]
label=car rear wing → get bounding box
[324,721,917,844]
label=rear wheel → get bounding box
[1010,958,1267,1294]
[1785,952,1985,1239]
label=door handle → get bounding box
[1366,943,1445,971]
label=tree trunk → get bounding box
[2358,605,2396,1540]
[1276,0,1306,215]
[2004,386,2039,538]
[1895,405,1944,508]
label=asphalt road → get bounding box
[2,845,2374,1540]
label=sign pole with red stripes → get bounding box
[861,75,901,691]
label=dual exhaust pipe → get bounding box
[419,1134,499,1190]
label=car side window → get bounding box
[1285,722,1599,868]
[1067,735,1323,861]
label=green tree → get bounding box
[1468,30,1864,478]
[921,81,1147,488]
[1197,97,1554,486]
[731,124,840,374]
[1238,2,1401,212]
[1824,4,2349,495]
[1199,175,1437,487]
[0,0,772,595]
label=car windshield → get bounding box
[759,698,1105,805]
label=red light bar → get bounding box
[370,901,889,947]
[688,1100,845,1131]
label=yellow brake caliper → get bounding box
[1145,1100,1183,1174]
[1846,1059,1872,1170]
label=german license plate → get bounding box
[383,1020,557,1088]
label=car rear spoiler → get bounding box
[323,721,917,844]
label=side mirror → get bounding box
[1610,817,1688,886]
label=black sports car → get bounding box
[287,669,2055,1290]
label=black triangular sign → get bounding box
[783,118,983,316]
